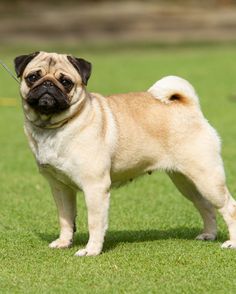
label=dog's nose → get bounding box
[37,94,56,115]
[43,80,54,88]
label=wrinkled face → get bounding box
[14,51,92,116]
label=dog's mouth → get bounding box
[26,80,70,115]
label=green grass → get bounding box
[1,43,236,293]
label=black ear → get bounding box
[14,51,39,77]
[67,56,92,85]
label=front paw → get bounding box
[75,247,102,257]
[49,238,72,249]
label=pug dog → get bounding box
[14,51,236,256]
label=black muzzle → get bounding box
[26,80,70,115]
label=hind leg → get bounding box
[179,155,236,249]
[218,191,236,248]
[192,176,236,248]
[168,171,217,240]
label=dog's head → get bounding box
[14,51,92,116]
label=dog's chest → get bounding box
[34,133,62,166]
[29,128,76,184]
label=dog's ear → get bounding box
[14,52,40,77]
[67,56,92,86]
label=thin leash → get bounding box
[0,60,20,84]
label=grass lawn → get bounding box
[0,43,236,293]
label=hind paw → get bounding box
[221,240,236,249]
[196,233,216,241]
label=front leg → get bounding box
[46,176,77,249]
[75,180,111,257]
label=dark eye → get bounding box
[59,77,74,91]
[26,72,41,84]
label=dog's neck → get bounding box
[23,88,88,129]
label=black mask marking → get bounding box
[26,80,70,115]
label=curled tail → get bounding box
[148,76,200,106]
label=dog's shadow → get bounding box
[37,227,227,252]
